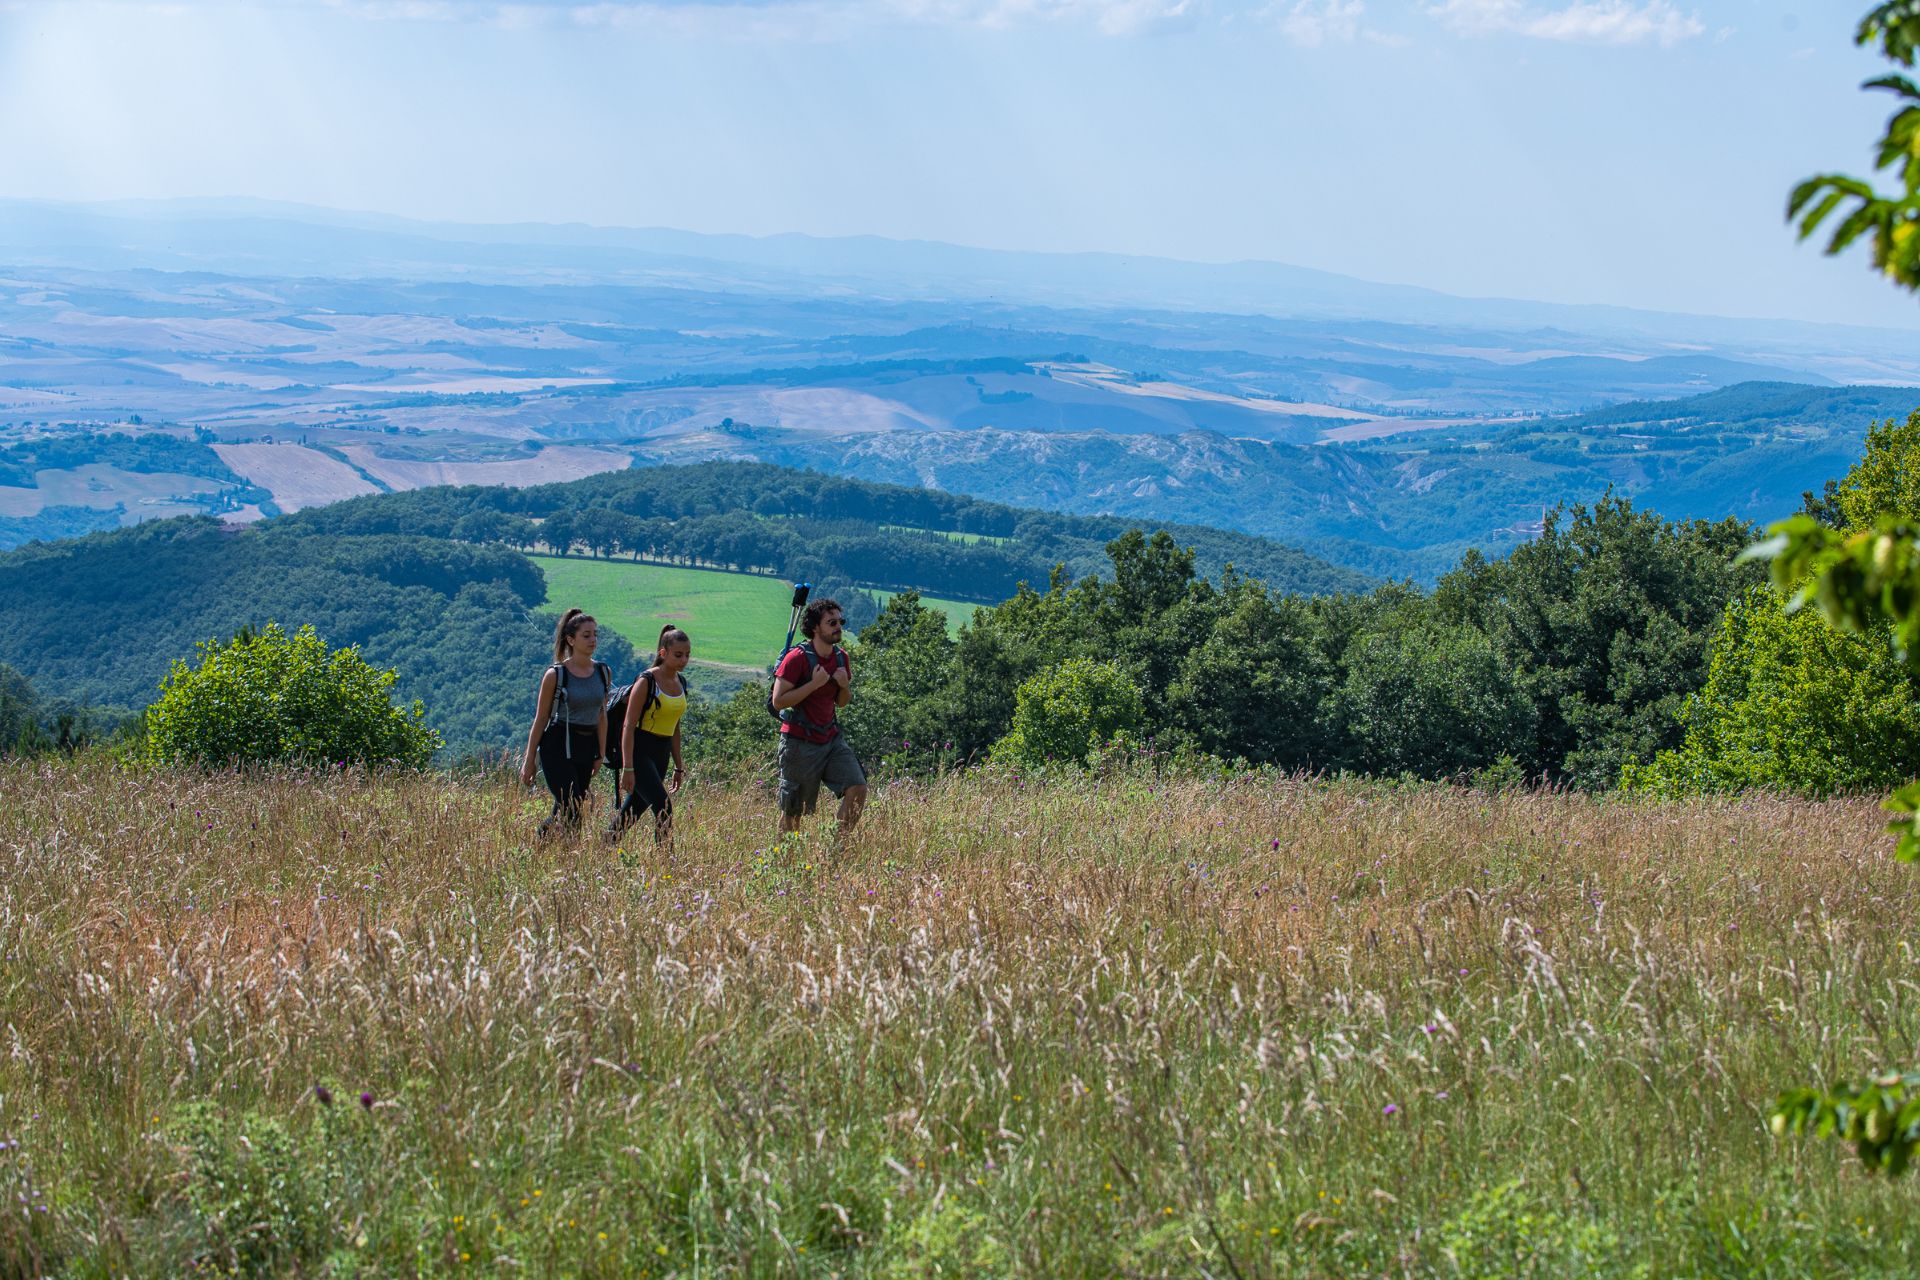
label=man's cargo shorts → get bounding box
[777,733,867,817]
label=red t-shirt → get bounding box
[775,645,848,742]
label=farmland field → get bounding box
[3,758,1918,1276]
[212,442,380,511]
[337,443,629,491]
[533,554,799,670]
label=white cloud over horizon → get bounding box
[1276,0,1361,46]
[1424,0,1704,46]
[4,0,1712,45]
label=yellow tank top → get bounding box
[637,675,687,737]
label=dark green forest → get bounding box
[739,502,1762,789]
[5,429,1916,791]
[281,461,1373,601]
[0,518,632,750]
[0,463,1358,754]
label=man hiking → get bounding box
[770,597,867,837]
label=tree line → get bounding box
[277,461,1374,600]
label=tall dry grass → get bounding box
[0,756,1917,1277]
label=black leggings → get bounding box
[538,723,600,827]
[615,731,675,835]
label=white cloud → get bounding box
[1425,0,1703,46]
[318,0,1201,35]
[1277,0,1362,46]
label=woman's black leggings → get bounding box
[538,723,599,827]
[616,731,675,835]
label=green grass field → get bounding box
[534,555,989,661]
[5,758,1920,1276]
[877,523,1011,546]
[533,555,797,670]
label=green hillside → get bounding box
[0,461,1368,753]
[533,555,800,670]
[534,556,979,668]
[0,518,636,754]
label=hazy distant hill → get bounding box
[3,200,1916,573]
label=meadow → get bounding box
[532,555,802,670]
[535,555,975,667]
[1,756,1917,1277]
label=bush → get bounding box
[1623,585,1920,797]
[147,623,440,769]
[992,657,1144,767]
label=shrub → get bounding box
[1623,585,1919,797]
[991,657,1143,767]
[146,623,440,769]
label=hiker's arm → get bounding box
[771,666,830,711]
[521,669,557,784]
[669,722,685,793]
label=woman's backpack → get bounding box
[604,668,690,770]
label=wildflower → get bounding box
[313,1085,333,1106]
[1383,1103,1399,1116]
[359,1091,374,1110]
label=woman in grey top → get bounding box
[519,607,610,837]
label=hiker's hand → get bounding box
[811,666,834,688]
[832,666,850,689]
[668,766,684,795]
[519,761,537,787]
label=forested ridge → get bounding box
[0,461,1357,753]
[280,461,1373,602]
[5,429,1917,791]
[0,517,631,750]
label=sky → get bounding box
[1,0,1917,329]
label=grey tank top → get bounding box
[554,663,607,726]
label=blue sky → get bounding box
[1,1,1915,328]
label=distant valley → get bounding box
[3,199,1918,577]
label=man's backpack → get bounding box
[767,643,843,735]
[604,668,690,770]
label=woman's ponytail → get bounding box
[554,608,591,662]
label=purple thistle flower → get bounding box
[1383,1103,1399,1116]
[359,1091,375,1110]
[313,1084,333,1106]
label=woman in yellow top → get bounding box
[611,624,690,846]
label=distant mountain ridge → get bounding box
[5,197,1920,359]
